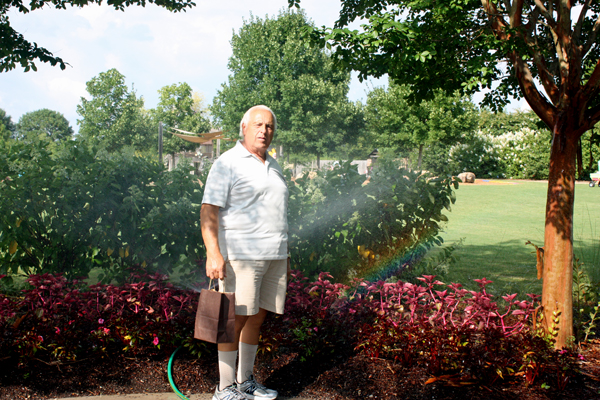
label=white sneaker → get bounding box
[237,374,278,399]
[212,384,247,400]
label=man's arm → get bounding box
[200,204,226,280]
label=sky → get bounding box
[0,0,526,134]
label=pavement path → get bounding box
[52,393,311,400]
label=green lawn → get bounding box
[436,180,600,297]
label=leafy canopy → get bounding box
[0,0,195,72]
[76,68,153,153]
[15,108,74,143]
[365,82,478,163]
[211,9,363,159]
[291,0,600,127]
[151,82,212,155]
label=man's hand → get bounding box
[206,253,226,280]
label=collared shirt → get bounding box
[202,140,288,260]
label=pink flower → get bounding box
[578,354,585,361]
[55,327,61,334]
[153,336,159,346]
[98,318,104,324]
[103,328,110,335]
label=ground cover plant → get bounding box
[0,271,598,399]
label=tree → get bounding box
[365,82,478,169]
[290,0,600,348]
[15,108,73,143]
[0,0,195,73]
[77,68,153,153]
[151,82,212,156]
[211,9,363,164]
[0,108,15,143]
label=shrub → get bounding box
[448,115,552,179]
[0,139,206,281]
[287,157,457,281]
[274,272,582,390]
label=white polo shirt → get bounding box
[202,140,288,260]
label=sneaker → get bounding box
[213,384,247,400]
[237,375,278,400]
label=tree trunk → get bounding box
[417,144,423,170]
[317,154,321,170]
[542,118,577,349]
[576,138,583,179]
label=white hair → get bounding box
[239,105,278,138]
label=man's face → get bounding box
[242,108,275,158]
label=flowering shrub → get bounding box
[0,272,583,391]
[449,128,551,179]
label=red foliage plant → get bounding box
[0,272,580,390]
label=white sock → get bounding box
[218,350,238,391]
[237,342,258,383]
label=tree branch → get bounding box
[574,0,592,42]
[481,0,509,37]
[533,0,556,29]
[524,7,540,37]
[513,55,556,128]
[582,14,600,57]
[512,1,559,104]
[531,51,560,104]
[510,0,524,27]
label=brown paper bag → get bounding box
[194,287,235,344]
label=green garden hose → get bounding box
[168,345,190,400]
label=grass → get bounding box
[435,180,600,297]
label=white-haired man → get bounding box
[201,105,288,400]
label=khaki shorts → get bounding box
[220,259,287,316]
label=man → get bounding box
[201,105,289,400]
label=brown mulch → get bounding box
[0,340,599,400]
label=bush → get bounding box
[0,139,206,282]
[448,110,552,179]
[287,157,457,281]
[265,271,581,389]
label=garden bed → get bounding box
[2,272,599,400]
[0,340,599,400]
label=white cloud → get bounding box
[46,77,87,106]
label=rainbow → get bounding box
[359,236,438,282]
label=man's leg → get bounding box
[217,314,249,390]
[237,308,268,382]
